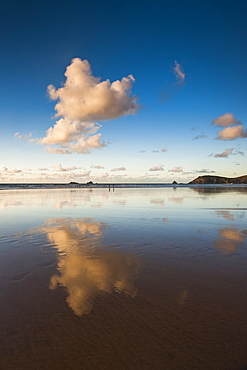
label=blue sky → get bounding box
[0,0,246,183]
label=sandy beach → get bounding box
[0,187,247,369]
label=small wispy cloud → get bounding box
[213,147,245,158]
[168,166,183,173]
[159,60,186,103]
[196,168,216,173]
[149,164,164,171]
[214,148,234,158]
[110,167,126,172]
[161,147,167,152]
[173,61,185,84]
[193,132,207,140]
[54,164,79,171]
[46,147,71,154]
[90,165,104,169]
[14,132,33,140]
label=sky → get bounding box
[0,0,247,183]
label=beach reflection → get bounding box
[42,218,140,316]
[214,228,247,254]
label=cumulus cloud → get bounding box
[168,166,183,173]
[193,132,207,140]
[90,165,104,169]
[216,125,247,140]
[40,119,100,145]
[0,166,22,173]
[39,58,139,154]
[212,113,247,141]
[211,113,240,127]
[149,164,164,171]
[48,58,139,122]
[40,118,106,154]
[110,167,126,172]
[0,166,8,172]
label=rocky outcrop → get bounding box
[189,175,247,185]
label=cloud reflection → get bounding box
[42,218,140,316]
[214,228,247,254]
[215,210,245,221]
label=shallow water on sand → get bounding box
[0,187,247,369]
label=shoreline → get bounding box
[1,183,247,190]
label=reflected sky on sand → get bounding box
[0,187,247,369]
[43,218,140,316]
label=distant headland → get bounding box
[189,175,247,185]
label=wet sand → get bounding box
[0,187,247,369]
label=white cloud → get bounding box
[168,166,183,173]
[40,119,100,145]
[173,61,185,84]
[0,166,8,172]
[216,125,247,140]
[39,58,139,154]
[40,118,105,154]
[48,58,139,122]
[211,113,247,141]
[90,165,104,169]
[110,167,126,172]
[149,164,164,171]
[211,113,240,127]
[0,166,22,173]
[70,134,105,154]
